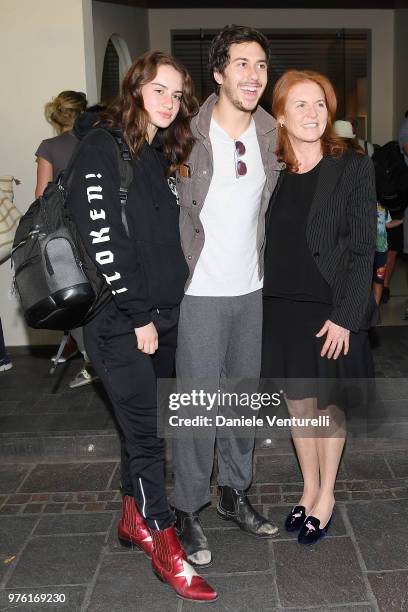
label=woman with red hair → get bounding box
[262,70,377,544]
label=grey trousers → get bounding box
[171,290,262,512]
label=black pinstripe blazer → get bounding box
[266,150,377,333]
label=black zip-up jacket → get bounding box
[68,121,189,329]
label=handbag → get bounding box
[0,176,21,264]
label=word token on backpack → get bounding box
[11,129,133,330]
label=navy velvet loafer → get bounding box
[298,514,332,545]
[284,505,306,532]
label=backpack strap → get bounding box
[59,129,101,189]
[108,132,133,238]
[62,127,133,238]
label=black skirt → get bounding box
[261,297,374,408]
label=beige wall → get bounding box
[0,0,94,346]
[149,8,394,145]
[92,1,149,100]
[394,9,408,137]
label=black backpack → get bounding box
[372,140,408,211]
[11,128,133,331]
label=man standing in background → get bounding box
[398,110,408,317]
[399,110,408,166]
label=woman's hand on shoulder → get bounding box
[316,320,350,360]
[134,322,158,354]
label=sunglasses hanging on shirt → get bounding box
[234,140,247,178]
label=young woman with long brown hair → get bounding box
[68,51,217,602]
[262,70,377,545]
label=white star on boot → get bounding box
[175,559,199,586]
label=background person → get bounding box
[398,109,408,318]
[333,120,397,305]
[346,116,375,157]
[35,90,98,388]
[35,90,87,196]
[372,204,398,305]
[399,109,408,166]
[262,70,376,545]
[68,51,216,602]
[380,109,408,307]
[333,119,364,154]
[382,212,404,304]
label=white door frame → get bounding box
[109,34,132,81]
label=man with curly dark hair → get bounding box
[172,24,282,567]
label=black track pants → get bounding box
[84,300,178,530]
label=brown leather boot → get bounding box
[117,495,153,558]
[151,525,217,602]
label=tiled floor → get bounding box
[0,324,407,611]
[379,297,408,327]
[1,483,408,611]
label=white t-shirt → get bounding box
[187,118,265,296]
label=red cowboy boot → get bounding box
[151,525,217,602]
[117,495,153,558]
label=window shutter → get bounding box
[101,39,120,105]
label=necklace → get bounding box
[297,153,323,174]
